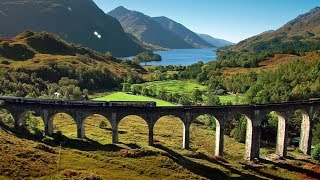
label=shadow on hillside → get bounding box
[189,152,274,179]
[0,122,122,152]
[259,158,320,179]
[100,127,127,134]
[153,143,231,179]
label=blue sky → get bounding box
[93,0,319,43]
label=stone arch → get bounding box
[49,112,78,139]
[117,115,150,146]
[83,114,112,144]
[153,115,186,149]
[17,110,45,134]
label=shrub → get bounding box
[99,121,108,129]
[25,112,39,132]
[311,144,320,161]
[232,116,247,143]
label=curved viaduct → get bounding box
[0,96,319,161]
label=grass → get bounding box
[218,93,243,104]
[93,92,176,106]
[139,80,207,95]
[1,112,320,179]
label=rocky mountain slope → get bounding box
[227,7,320,53]
[153,16,214,48]
[107,6,194,49]
[0,0,143,57]
[197,34,234,47]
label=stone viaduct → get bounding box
[0,96,319,161]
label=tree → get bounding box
[122,83,131,92]
[133,51,162,66]
[204,93,221,106]
[192,89,203,104]
[311,144,320,161]
[179,96,193,106]
[131,84,142,95]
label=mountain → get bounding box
[227,7,320,53]
[107,6,193,49]
[197,34,234,47]
[0,0,144,57]
[0,31,146,93]
[152,16,215,48]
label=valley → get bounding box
[0,1,320,179]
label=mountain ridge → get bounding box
[0,0,144,57]
[227,6,320,53]
[152,16,215,48]
[197,34,234,47]
[107,6,193,49]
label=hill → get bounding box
[107,6,193,49]
[198,34,234,47]
[0,0,143,57]
[225,7,320,54]
[216,7,320,69]
[152,16,215,48]
[0,31,146,99]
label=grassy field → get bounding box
[93,92,176,106]
[218,93,243,104]
[1,111,319,179]
[132,80,243,104]
[138,80,207,95]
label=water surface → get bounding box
[124,48,217,66]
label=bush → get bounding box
[311,144,320,161]
[232,116,247,143]
[25,112,39,132]
[99,121,108,129]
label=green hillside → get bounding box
[0,31,146,99]
[0,0,143,57]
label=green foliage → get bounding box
[178,61,204,79]
[0,109,15,127]
[216,50,273,68]
[241,60,320,103]
[232,116,247,143]
[131,84,142,95]
[133,51,162,65]
[311,144,320,161]
[122,83,132,92]
[25,112,39,133]
[179,96,193,106]
[204,93,221,106]
[192,89,203,104]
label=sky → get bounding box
[93,0,319,43]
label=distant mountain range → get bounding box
[107,6,193,49]
[0,0,143,57]
[108,6,232,49]
[152,16,214,48]
[227,7,320,53]
[197,34,234,48]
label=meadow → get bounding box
[138,80,206,95]
[96,80,242,106]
